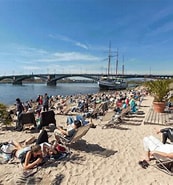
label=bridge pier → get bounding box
[12,81,23,85]
[12,76,23,85]
[47,75,56,86]
[47,80,56,86]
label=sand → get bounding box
[0,95,173,185]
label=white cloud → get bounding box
[34,52,100,62]
[49,34,89,49]
[75,42,88,50]
[53,52,99,61]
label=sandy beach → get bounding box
[0,95,173,185]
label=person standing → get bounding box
[15,98,24,130]
[43,93,49,112]
[36,95,43,118]
[129,94,137,113]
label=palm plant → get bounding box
[144,79,172,102]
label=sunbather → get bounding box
[67,114,89,126]
[156,127,173,144]
[54,120,82,143]
[139,135,173,168]
[26,129,61,157]
[25,130,68,163]
[20,145,43,170]
[0,130,57,163]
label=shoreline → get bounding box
[0,81,139,106]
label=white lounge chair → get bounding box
[152,153,173,175]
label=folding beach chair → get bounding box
[152,153,173,175]
[55,124,91,150]
[90,102,105,119]
[38,110,56,130]
[101,110,115,122]
[102,106,131,129]
[19,112,37,130]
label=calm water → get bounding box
[0,83,100,105]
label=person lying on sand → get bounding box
[18,145,43,170]
[0,129,67,165]
[0,140,41,170]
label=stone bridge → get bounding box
[0,73,172,86]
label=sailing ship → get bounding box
[98,76,127,90]
[98,43,128,90]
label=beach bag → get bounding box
[0,142,15,161]
[55,144,66,152]
[0,142,15,154]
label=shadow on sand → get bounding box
[70,139,117,158]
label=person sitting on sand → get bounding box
[139,135,173,168]
[54,120,82,143]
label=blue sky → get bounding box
[0,0,173,76]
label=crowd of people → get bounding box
[2,87,173,183]
[12,89,144,132]
[1,88,150,172]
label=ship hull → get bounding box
[98,80,128,90]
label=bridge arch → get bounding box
[47,74,99,86]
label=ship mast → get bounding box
[115,48,118,76]
[107,41,111,76]
[122,55,124,75]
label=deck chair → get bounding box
[56,124,90,150]
[101,111,115,122]
[102,106,131,129]
[19,112,37,130]
[152,153,173,175]
[90,103,105,119]
[38,110,56,130]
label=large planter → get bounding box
[153,101,166,113]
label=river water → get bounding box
[0,83,100,105]
[0,82,136,106]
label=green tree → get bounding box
[0,103,12,126]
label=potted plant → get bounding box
[144,79,172,113]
